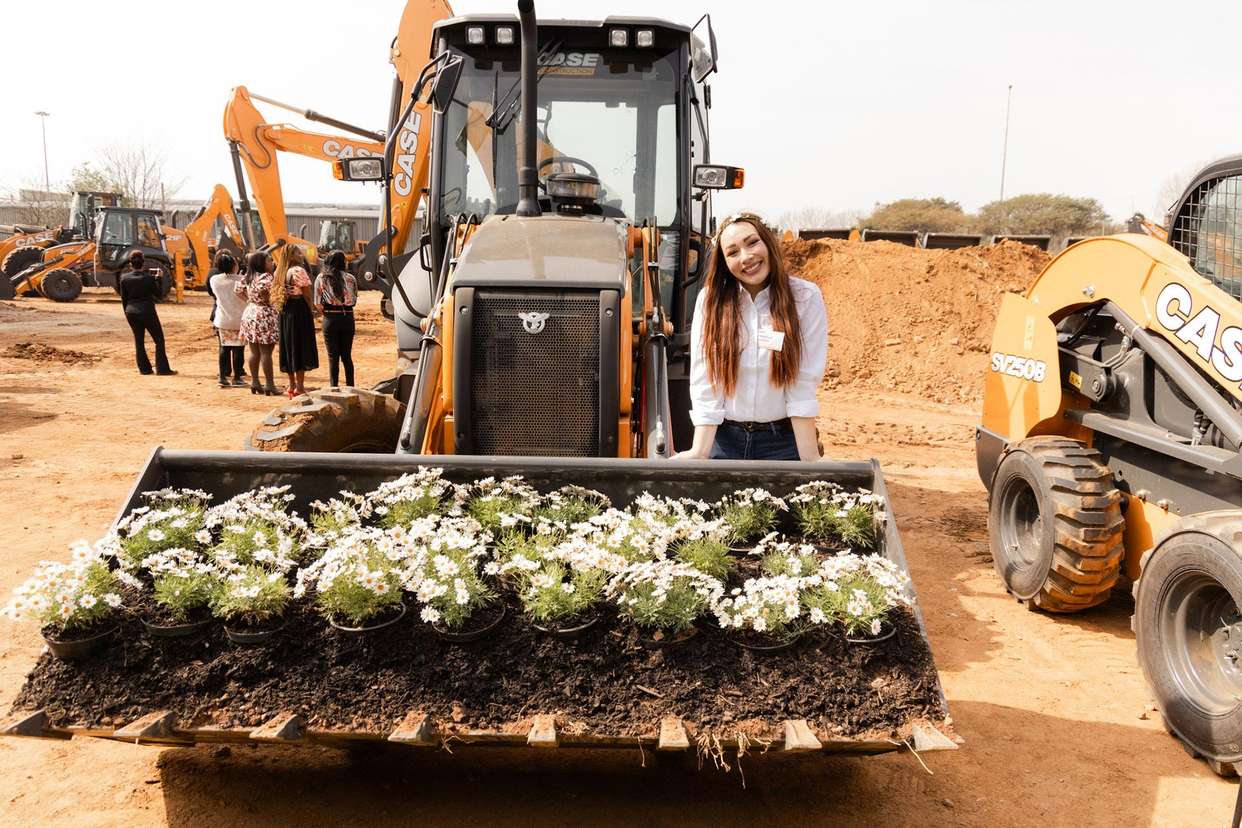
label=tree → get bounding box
[974,194,1112,237]
[95,141,185,208]
[67,161,120,195]
[776,206,866,231]
[862,197,969,232]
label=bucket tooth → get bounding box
[911,722,959,752]
[250,713,303,743]
[527,714,558,748]
[782,719,822,752]
[1,710,58,739]
[658,717,690,751]
[115,711,176,743]
[388,711,437,746]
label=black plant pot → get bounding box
[432,602,507,643]
[329,602,407,634]
[843,620,896,645]
[733,630,802,654]
[531,612,600,639]
[636,625,698,649]
[44,622,119,659]
[224,617,286,645]
[141,616,213,639]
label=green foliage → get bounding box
[761,546,819,579]
[674,537,734,580]
[211,566,291,626]
[719,501,777,544]
[974,193,1112,237]
[521,562,607,624]
[67,162,120,196]
[863,198,968,232]
[836,504,877,548]
[802,573,892,637]
[152,570,221,622]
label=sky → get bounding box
[2,0,1240,224]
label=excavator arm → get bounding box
[223,86,385,256]
[161,184,247,301]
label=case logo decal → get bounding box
[519,312,549,334]
[1155,282,1242,382]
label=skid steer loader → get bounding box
[3,1,956,765]
[978,154,1242,776]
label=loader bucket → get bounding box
[800,227,854,241]
[992,234,1052,251]
[861,229,920,246]
[4,450,957,762]
[922,233,984,250]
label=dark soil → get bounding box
[13,596,945,740]
[126,587,211,628]
[2,341,100,364]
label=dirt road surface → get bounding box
[0,290,1236,827]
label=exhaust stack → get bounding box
[515,0,541,217]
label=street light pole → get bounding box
[34,111,50,195]
[999,85,1013,203]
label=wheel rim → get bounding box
[998,474,1043,567]
[1159,569,1242,715]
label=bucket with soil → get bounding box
[329,602,406,635]
[42,621,119,660]
[431,601,506,643]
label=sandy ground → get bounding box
[0,289,1236,827]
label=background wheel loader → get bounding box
[978,154,1242,777]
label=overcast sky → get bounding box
[2,0,1239,224]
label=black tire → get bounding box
[40,268,83,303]
[1135,513,1242,772]
[988,436,1125,612]
[2,246,43,278]
[380,296,394,320]
[246,388,405,453]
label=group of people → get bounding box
[119,245,359,397]
[120,211,827,462]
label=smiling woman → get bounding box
[673,213,828,462]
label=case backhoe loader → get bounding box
[979,154,1242,776]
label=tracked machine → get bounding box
[979,155,1242,776]
[3,1,955,764]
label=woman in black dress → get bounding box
[273,244,319,397]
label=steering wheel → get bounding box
[537,155,599,189]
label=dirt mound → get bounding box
[2,341,101,365]
[784,239,1050,405]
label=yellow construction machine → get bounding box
[979,154,1242,776]
[11,185,245,302]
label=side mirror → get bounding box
[334,156,386,182]
[690,14,718,82]
[693,164,745,190]
[429,56,463,114]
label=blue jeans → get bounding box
[709,421,799,460]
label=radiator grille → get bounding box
[1170,175,1242,298]
[469,291,600,455]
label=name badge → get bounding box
[757,326,785,351]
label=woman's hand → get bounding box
[669,424,718,460]
[670,447,710,461]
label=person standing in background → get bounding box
[273,244,319,398]
[119,251,175,376]
[313,250,358,388]
[209,251,247,387]
[236,250,281,396]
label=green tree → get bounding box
[67,162,118,195]
[974,194,1112,236]
[863,198,969,232]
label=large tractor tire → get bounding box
[988,436,1125,612]
[1134,513,1242,777]
[246,387,405,453]
[2,246,43,278]
[40,269,83,303]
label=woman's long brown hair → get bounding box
[701,215,802,397]
[271,245,305,312]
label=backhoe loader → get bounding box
[2,1,954,766]
[1,191,120,283]
[12,185,245,302]
[978,153,1242,776]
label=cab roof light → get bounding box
[495,26,515,45]
[609,28,628,48]
[466,26,485,45]
[636,29,654,48]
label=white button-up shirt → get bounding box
[689,276,828,426]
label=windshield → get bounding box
[437,40,680,226]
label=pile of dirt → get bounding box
[14,600,943,740]
[783,239,1050,405]
[2,341,101,365]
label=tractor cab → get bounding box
[92,207,174,294]
[318,219,358,255]
[67,191,121,240]
[1166,155,1242,298]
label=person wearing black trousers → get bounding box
[313,250,357,387]
[119,251,175,376]
[208,251,247,387]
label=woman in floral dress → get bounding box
[236,250,281,395]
